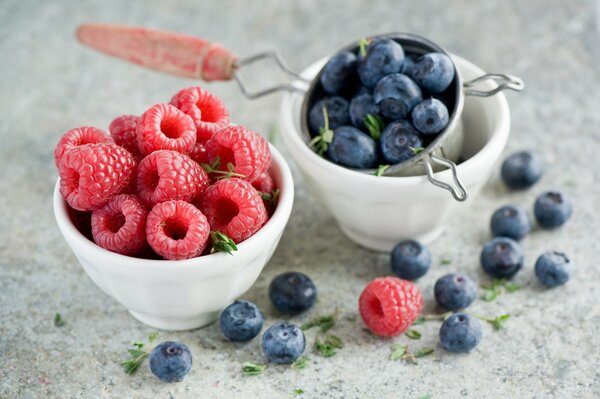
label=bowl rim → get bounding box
[53,143,294,270]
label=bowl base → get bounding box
[129,310,219,331]
[338,223,446,252]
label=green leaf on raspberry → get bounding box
[54,313,65,327]
[260,189,280,208]
[410,146,425,155]
[241,361,267,376]
[364,114,385,140]
[309,107,334,156]
[121,332,159,375]
[290,356,309,370]
[374,164,390,177]
[210,231,238,255]
[201,157,245,180]
[358,37,370,58]
[405,329,421,340]
[301,314,336,333]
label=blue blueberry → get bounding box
[490,205,531,241]
[357,38,405,88]
[219,300,264,342]
[269,272,317,314]
[411,98,449,135]
[349,93,379,131]
[308,96,350,134]
[535,251,573,287]
[439,313,482,353]
[534,191,572,228]
[380,120,423,164]
[261,322,306,364]
[327,126,378,169]
[320,51,357,95]
[390,239,431,280]
[409,52,455,94]
[149,341,192,382]
[400,55,416,75]
[373,74,422,120]
[501,151,544,190]
[480,237,524,279]
[434,273,477,311]
[355,85,372,96]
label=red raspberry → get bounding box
[199,179,267,243]
[251,172,275,193]
[59,143,136,211]
[91,194,148,255]
[136,104,196,156]
[109,115,141,155]
[359,277,423,337]
[136,150,209,208]
[54,126,113,167]
[189,142,209,165]
[146,200,210,260]
[170,86,230,142]
[205,126,271,182]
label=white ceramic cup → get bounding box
[279,55,511,252]
[53,144,294,331]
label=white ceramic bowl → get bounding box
[280,55,511,252]
[53,144,294,331]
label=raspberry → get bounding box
[137,104,196,156]
[189,142,209,165]
[146,200,210,260]
[91,194,148,255]
[170,86,230,142]
[136,150,209,208]
[59,143,136,211]
[54,126,113,167]
[251,172,275,194]
[199,179,267,243]
[359,277,423,337]
[109,115,141,155]
[205,126,271,182]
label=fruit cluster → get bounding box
[54,87,278,260]
[307,36,455,171]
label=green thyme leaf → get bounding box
[291,356,309,369]
[441,257,452,265]
[241,362,267,376]
[210,231,238,255]
[410,146,425,155]
[310,107,334,156]
[301,315,336,333]
[504,282,521,292]
[474,313,511,331]
[260,189,280,208]
[200,157,245,179]
[405,329,422,340]
[413,312,452,325]
[54,313,65,327]
[374,164,390,176]
[364,114,385,140]
[412,316,426,325]
[295,388,305,395]
[481,278,520,301]
[315,337,337,357]
[482,289,498,302]
[148,332,159,344]
[358,37,370,58]
[414,347,434,358]
[389,343,407,361]
[325,334,344,349]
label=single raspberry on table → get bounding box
[136,150,209,208]
[136,104,196,155]
[199,178,267,243]
[109,115,141,155]
[91,194,148,255]
[146,200,210,260]
[189,142,209,165]
[170,86,230,142]
[359,277,423,337]
[54,126,114,167]
[59,143,136,211]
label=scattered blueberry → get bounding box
[480,237,524,279]
[327,126,378,169]
[308,96,351,134]
[269,272,317,314]
[357,38,405,88]
[411,98,449,135]
[390,239,431,280]
[490,205,531,241]
[149,341,192,382]
[439,313,482,353]
[219,300,264,342]
[534,191,572,228]
[434,273,477,311]
[409,52,455,94]
[373,73,422,120]
[380,120,423,164]
[349,93,380,131]
[261,322,306,364]
[501,151,544,190]
[535,251,573,287]
[320,51,358,95]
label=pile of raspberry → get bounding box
[54,87,278,260]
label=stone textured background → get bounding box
[1,0,599,398]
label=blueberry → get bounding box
[490,205,531,241]
[327,126,378,169]
[501,151,544,189]
[357,38,405,88]
[349,93,379,131]
[373,74,422,120]
[269,272,317,314]
[439,313,482,353]
[400,55,416,75]
[261,322,306,364]
[390,239,431,280]
[219,300,264,342]
[411,98,449,135]
[409,52,455,94]
[534,191,572,228]
[535,251,573,287]
[149,341,192,382]
[480,237,524,279]
[355,85,372,96]
[308,96,350,134]
[380,120,423,164]
[320,51,357,95]
[434,273,477,311]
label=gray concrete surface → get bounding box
[1,0,600,398]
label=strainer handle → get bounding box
[422,154,468,202]
[463,74,524,97]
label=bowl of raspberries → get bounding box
[53,86,294,331]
